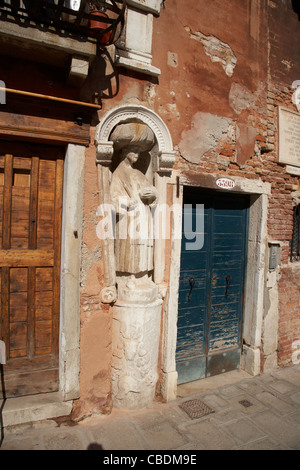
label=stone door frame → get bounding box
[160,174,272,401]
[59,144,85,402]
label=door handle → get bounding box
[225,275,232,297]
[188,278,196,301]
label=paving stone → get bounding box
[87,418,147,450]
[176,441,207,450]
[221,417,266,445]
[218,384,243,398]
[132,417,189,450]
[159,404,191,425]
[250,410,300,449]
[210,406,241,423]
[235,437,286,450]
[1,435,42,450]
[42,429,86,450]
[272,367,300,386]
[227,393,268,415]
[290,391,300,404]
[266,379,298,395]
[198,393,230,410]
[285,411,300,426]
[185,419,236,450]
[237,380,265,395]
[255,391,296,415]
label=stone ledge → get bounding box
[0,20,96,62]
[115,54,161,77]
[126,0,162,15]
[2,392,73,427]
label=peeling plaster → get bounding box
[144,83,156,106]
[178,111,232,163]
[229,81,265,115]
[167,51,178,68]
[186,27,237,77]
[281,59,293,70]
[236,123,258,165]
[159,102,180,120]
[80,243,102,288]
[229,82,256,114]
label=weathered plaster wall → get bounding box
[71,136,113,419]
[151,0,268,169]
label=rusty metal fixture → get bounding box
[179,399,215,420]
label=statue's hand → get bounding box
[127,198,139,210]
[139,187,157,205]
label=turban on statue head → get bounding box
[110,122,155,152]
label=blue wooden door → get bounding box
[176,188,249,384]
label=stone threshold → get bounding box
[2,392,73,427]
[177,369,252,398]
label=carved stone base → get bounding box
[116,275,158,304]
[111,296,162,409]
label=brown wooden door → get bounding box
[0,142,64,397]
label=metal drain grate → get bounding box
[238,399,253,408]
[179,399,215,419]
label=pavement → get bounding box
[1,364,300,452]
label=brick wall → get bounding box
[267,0,300,366]
[278,267,300,365]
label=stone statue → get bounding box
[110,122,158,298]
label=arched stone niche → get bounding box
[96,104,175,172]
[94,105,175,409]
[95,105,175,303]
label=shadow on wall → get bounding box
[80,47,119,107]
[292,0,300,20]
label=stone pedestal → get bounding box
[111,288,162,409]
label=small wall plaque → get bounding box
[269,243,280,271]
[278,107,300,167]
[216,177,235,189]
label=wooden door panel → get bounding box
[0,143,64,397]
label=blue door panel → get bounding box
[214,238,244,250]
[178,288,206,309]
[177,305,206,325]
[214,216,244,234]
[176,324,206,360]
[209,301,240,318]
[179,253,208,271]
[176,188,249,384]
[208,325,240,353]
[206,349,241,377]
[176,357,206,383]
[211,285,241,299]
